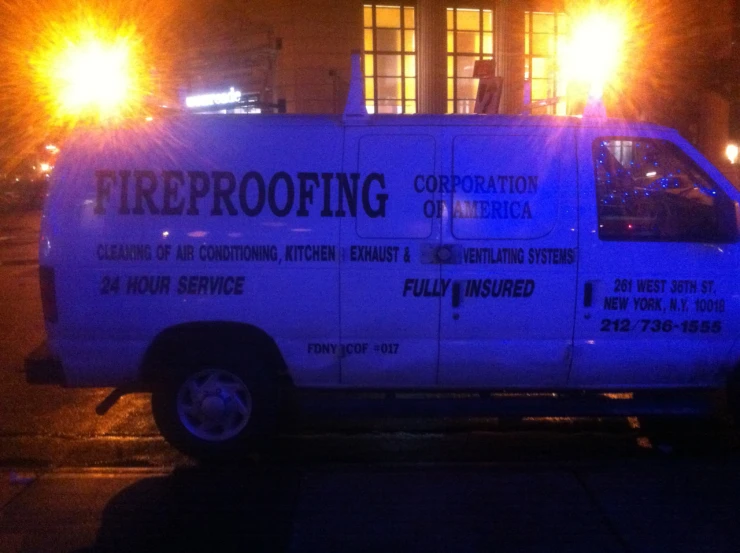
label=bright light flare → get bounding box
[562,12,627,97]
[55,38,132,116]
[30,23,148,123]
[727,144,739,165]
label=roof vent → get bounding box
[343,50,368,119]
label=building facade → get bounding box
[174,0,737,165]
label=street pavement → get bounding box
[2,458,740,553]
[2,210,740,552]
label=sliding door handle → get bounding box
[452,281,461,308]
[584,281,593,307]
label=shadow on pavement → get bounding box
[73,463,301,553]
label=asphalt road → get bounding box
[0,210,177,467]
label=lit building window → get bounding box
[446,7,493,114]
[363,4,416,114]
[524,11,568,115]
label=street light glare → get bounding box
[563,12,626,97]
[55,38,133,117]
[31,22,148,124]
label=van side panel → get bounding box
[439,129,578,387]
[43,117,343,387]
[339,130,441,387]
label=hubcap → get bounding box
[176,368,252,441]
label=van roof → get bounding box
[164,112,668,132]
[155,112,669,133]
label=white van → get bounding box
[27,111,740,458]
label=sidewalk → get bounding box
[1,460,739,553]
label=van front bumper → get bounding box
[25,342,65,386]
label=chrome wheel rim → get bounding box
[176,368,252,442]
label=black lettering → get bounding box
[118,170,131,214]
[162,171,185,215]
[362,173,387,218]
[268,171,295,217]
[238,171,266,216]
[94,170,115,215]
[336,173,359,217]
[211,171,238,216]
[297,172,320,216]
[320,173,334,217]
[133,170,159,215]
[187,171,210,215]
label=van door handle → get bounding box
[452,281,461,308]
[584,281,593,307]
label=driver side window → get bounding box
[593,138,736,242]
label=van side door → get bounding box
[438,129,578,387]
[572,130,740,388]
[339,127,441,386]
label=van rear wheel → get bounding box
[151,355,278,461]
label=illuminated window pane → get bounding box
[365,101,376,114]
[531,34,553,57]
[376,6,400,28]
[377,77,401,99]
[447,7,494,113]
[457,99,475,113]
[557,35,568,53]
[457,9,480,31]
[404,30,415,52]
[377,54,401,76]
[364,54,374,76]
[456,56,477,78]
[483,10,492,31]
[532,78,550,100]
[533,12,554,33]
[405,78,416,99]
[404,7,415,29]
[377,99,402,113]
[364,4,415,114]
[365,78,375,99]
[531,57,548,79]
[456,31,480,54]
[377,29,401,51]
[482,33,493,54]
[524,11,568,115]
[404,55,416,77]
[405,100,416,113]
[456,78,477,100]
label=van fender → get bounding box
[139,321,292,388]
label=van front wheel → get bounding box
[151,359,277,460]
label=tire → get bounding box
[151,346,279,461]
